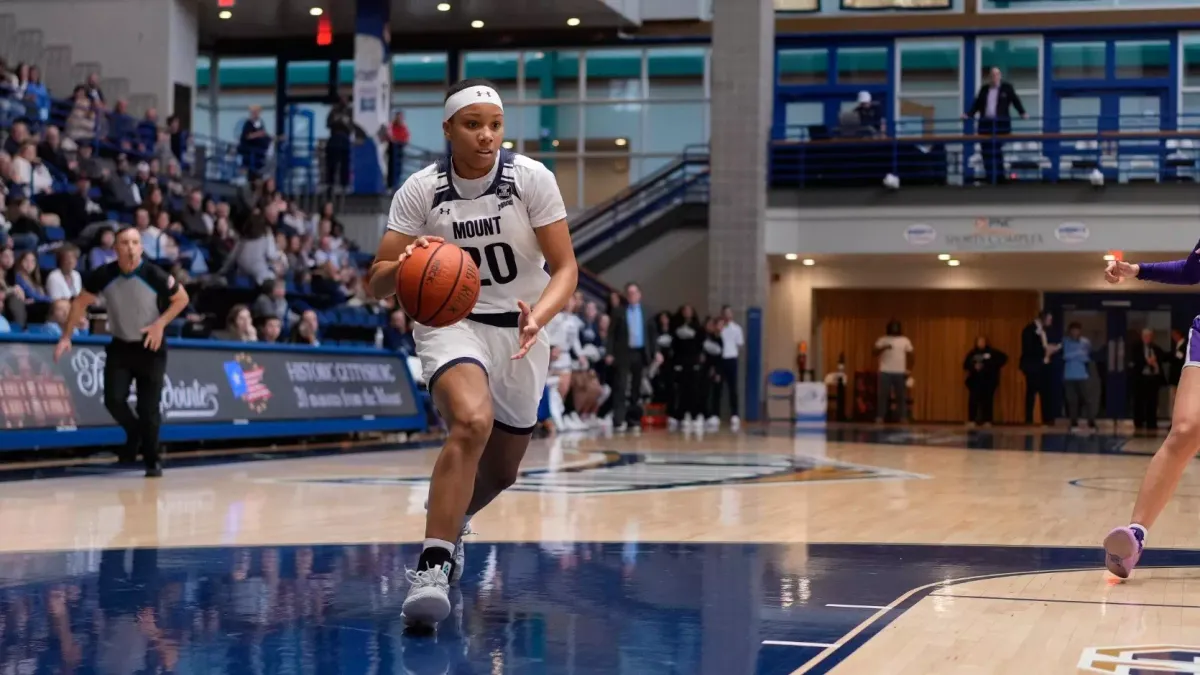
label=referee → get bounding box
[54,227,189,477]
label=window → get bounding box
[837,46,888,85]
[778,48,829,86]
[1051,42,1106,79]
[1115,40,1170,79]
[1181,36,1200,128]
[896,40,962,137]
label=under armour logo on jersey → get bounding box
[439,208,451,215]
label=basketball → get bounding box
[396,242,481,327]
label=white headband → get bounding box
[444,86,504,121]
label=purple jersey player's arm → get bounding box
[1135,242,1200,285]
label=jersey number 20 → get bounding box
[462,243,517,287]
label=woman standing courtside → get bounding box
[962,336,1007,427]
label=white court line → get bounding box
[763,641,835,648]
[826,603,888,610]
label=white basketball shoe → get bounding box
[451,521,472,585]
[402,562,452,628]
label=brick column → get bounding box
[707,0,773,317]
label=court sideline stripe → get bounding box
[790,565,1099,675]
[825,604,887,610]
[929,592,1200,610]
[765,641,834,648]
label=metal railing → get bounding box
[772,113,1200,187]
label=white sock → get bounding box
[1130,523,1148,541]
[423,538,455,555]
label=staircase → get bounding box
[0,13,156,116]
[571,144,710,301]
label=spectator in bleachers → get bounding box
[108,100,137,153]
[65,88,97,145]
[0,248,26,329]
[256,315,281,343]
[239,105,271,180]
[153,128,175,169]
[207,213,237,271]
[325,96,356,197]
[200,196,217,234]
[133,207,168,261]
[166,115,186,164]
[75,143,101,180]
[252,278,295,325]
[0,60,17,91]
[162,159,185,201]
[11,250,50,303]
[138,108,158,148]
[382,308,415,356]
[290,309,320,346]
[388,110,409,188]
[84,73,104,108]
[22,65,48,122]
[44,298,85,337]
[0,305,10,332]
[219,212,282,285]
[60,176,104,240]
[142,184,165,221]
[5,196,44,247]
[37,125,73,176]
[219,304,258,343]
[11,142,53,196]
[284,234,311,270]
[46,245,82,301]
[99,154,140,212]
[175,188,208,240]
[3,120,29,156]
[88,228,117,270]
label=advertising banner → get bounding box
[0,340,420,431]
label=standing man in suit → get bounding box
[1020,310,1060,426]
[607,282,658,433]
[1129,328,1168,432]
[964,67,1028,184]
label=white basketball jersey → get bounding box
[387,149,567,316]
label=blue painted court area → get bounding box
[4,542,1197,674]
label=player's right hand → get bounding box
[53,338,72,363]
[397,236,446,266]
[1105,260,1138,284]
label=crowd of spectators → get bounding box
[539,287,744,435]
[0,63,390,346]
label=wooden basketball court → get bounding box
[2,425,1198,674]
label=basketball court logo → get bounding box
[1078,645,1200,673]
[272,451,926,494]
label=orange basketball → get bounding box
[396,242,481,327]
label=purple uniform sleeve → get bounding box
[1136,243,1200,285]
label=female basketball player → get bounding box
[1102,247,1200,578]
[366,78,578,626]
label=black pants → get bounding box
[103,340,167,466]
[674,363,704,418]
[612,351,647,426]
[1023,367,1053,425]
[325,137,351,195]
[967,384,996,424]
[978,119,1009,184]
[1133,377,1162,430]
[388,142,407,188]
[719,358,739,418]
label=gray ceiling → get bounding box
[197,0,635,42]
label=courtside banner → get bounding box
[0,338,421,431]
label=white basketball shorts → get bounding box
[414,315,550,433]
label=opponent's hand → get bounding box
[397,236,445,266]
[1105,260,1139,284]
[141,322,165,351]
[512,300,540,360]
[53,337,72,363]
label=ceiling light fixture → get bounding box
[784,253,798,261]
[1103,254,1116,261]
[502,141,514,149]
[218,10,232,19]
[937,253,951,261]
[947,259,961,267]
[309,7,323,16]
[437,2,451,10]
[614,138,627,147]
[471,19,484,28]
[802,258,815,266]
[551,139,560,147]
[566,17,581,26]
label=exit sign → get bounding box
[217,0,235,7]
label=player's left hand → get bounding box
[512,300,540,360]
